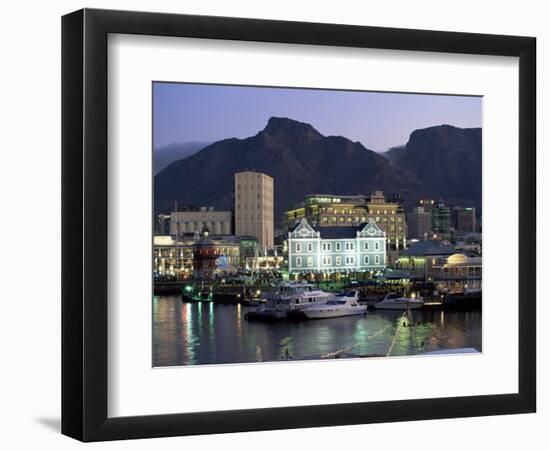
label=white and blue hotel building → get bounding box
[287,218,387,275]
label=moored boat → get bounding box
[302,291,367,319]
[374,292,424,310]
[245,282,333,321]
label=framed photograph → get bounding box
[62,8,536,441]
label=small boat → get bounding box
[245,282,333,321]
[301,291,367,319]
[262,282,334,311]
[374,292,424,310]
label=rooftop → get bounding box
[401,240,456,256]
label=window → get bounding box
[364,242,369,251]
[327,242,331,251]
[307,243,313,252]
[322,243,327,251]
[364,255,369,265]
[375,242,379,251]
[307,257,313,267]
[375,255,380,264]
[335,256,342,266]
[296,257,302,267]
[335,242,341,251]
[296,243,302,253]
[345,256,355,265]
[345,242,354,251]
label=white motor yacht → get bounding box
[301,291,367,319]
[374,292,424,310]
[262,282,333,312]
[246,282,334,321]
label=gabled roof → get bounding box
[289,218,385,239]
[402,240,455,256]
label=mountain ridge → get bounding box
[154,117,481,225]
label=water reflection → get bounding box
[153,296,482,367]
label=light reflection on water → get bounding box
[153,296,481,367]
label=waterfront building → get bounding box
[395,239,456,280]
[432,200,452,239]
[407,206,432,240]
[153,234,197,279]
[453,206,476,233]
[431,253,482,293]
[235,171,274,248]
[170,206,232,236]
[193,233,241,280]
[287,218,386,276]
[283,191,406,253]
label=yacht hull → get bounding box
[374,301,424,310]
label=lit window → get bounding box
[307,257,313,267]
[336,256,342,266]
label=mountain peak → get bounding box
[263,117,323,140]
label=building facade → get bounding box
[235,171,274,248]
[453,206,476,233]
[153,235,196,280]
[432,200,452,239]
[192,234,241,280]
[287,218,386,274]
[395,239,456,280]
[283,191,406,251]
[431,253,482,293]
[170,206,232,236]
[407,206,432,240]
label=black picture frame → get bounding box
[62,8,536,442]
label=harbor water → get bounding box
[153,295,482,367]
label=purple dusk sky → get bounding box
[153,82,482,152]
